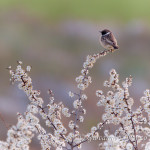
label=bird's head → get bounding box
[99,29,111,36]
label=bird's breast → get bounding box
[99,37,114,50]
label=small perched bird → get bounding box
[99,29,119,51]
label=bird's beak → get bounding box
[99,31,102,34]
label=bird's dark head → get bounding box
[99,29,111,35]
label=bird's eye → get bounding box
[102,31,106,35]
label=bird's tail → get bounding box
[114,45,119,49]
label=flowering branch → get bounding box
[68,49,116,149]
[96,69,150,150]
[2,48,150,150]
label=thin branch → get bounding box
[123,91,138,150]
[73,120,107,148]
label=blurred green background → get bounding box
[0,0,150,21]
[0,0,150,149]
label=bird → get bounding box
[99,29,119,51]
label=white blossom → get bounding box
[145,142,150,150]
[68,91,74,98]
[26,66,31,72]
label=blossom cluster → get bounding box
[1,49,113,150]
[1,48,150,150]
[96,69,150,150]
[4,62,67,150]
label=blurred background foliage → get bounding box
[0,0,150,149]
[0,0,150,21]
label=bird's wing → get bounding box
[106,33,117,46]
